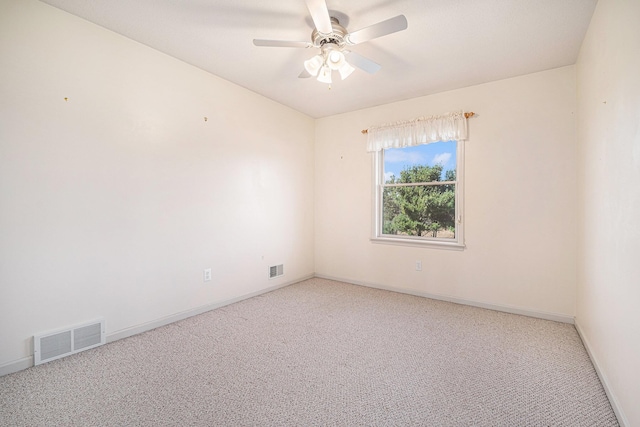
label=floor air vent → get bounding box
[269,264,284,279]
[34,318,105,365]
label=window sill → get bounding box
[370,236,465,251]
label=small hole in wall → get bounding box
[204,117,208,121]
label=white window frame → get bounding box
[371,140,465,250]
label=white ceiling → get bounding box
[39,0,597,118]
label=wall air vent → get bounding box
[34,318,106,365]
[269,264,284,279]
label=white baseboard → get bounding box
[0,356,33,377]
[314,274,575,324]
[574,320,628,427]
[0,274,313,377]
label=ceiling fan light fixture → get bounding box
[254,0,409,86]
[304,54,324,76]
[317,65,332,84]
[338,61,355,80]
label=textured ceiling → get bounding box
[39,0,597,118]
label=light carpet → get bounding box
[0,278,619,426]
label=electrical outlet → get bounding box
[203,268,212,282]
[415,261,422,271]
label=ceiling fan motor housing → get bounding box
[312,17,348,49]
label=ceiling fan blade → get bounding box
[344,51,382,74]
[346,15,408,45]
[253,39,313,48]
[305,0,333,34]
[299,69,312,78]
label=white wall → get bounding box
[0,0,315,369]
[315,66,578,319]
[576,0,640,425]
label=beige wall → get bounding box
[576,0,640,425]
[315,66,578,319]
[0,0,315,368]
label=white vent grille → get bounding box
[34,318,105,365]
[269,264,284,279]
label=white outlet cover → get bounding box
[204,268,212,281]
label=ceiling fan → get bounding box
[253,0,408,85]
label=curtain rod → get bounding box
[361,112,476,134]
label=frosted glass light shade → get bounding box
[338,62,355,80]
[327,50,345,70]
[304,55,323,76]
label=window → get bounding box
[372,140,464,249]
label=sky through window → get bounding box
[383,141,457,183]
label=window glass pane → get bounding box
[382,141,457,239]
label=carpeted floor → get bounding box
[0,278,619,426]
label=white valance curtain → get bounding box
[366,110,468,152]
